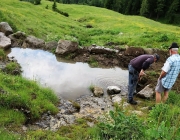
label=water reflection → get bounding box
[7,48,128,100]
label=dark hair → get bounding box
[154,53,160,62]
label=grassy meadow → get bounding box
[0,0,180,139]
[1,0,180,48]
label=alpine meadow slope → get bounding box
[0,1,180,139]
[1,0,180,48]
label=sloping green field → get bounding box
[1,0,180,48]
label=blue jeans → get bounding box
[128,64,139,101]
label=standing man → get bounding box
[127,53,160,105]
[155,42,180,103]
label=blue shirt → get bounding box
[162,54,180,89]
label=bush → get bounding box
[147,104,180,140]
[156,34,169,42]
[166,91,180,107]
[97,107,146,140]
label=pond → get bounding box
[7,48,128,100]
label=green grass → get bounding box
[1,0,180,48]
[0,71,59,122]
[0,127,22,140]
[0,107,25,127]
[0,0,180,139]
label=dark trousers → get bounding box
[128,64,139,101]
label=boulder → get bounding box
[0,32,11,49]
[136,84,154,99]
[55,40,78,55]
[22,35,45,48]
[93,86,104,97]
[45,41,58,51]
[0,22,13,36]
[8,31,27,47]
[107,86,121,95]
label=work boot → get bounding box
[127,99,137,105]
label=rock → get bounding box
[93,86,104,97]
[0,22,13,36]
[89,46,119,54]
[45,41,58,51]
[0,32,11,49]
[107,86,121,95]
[137,84,154,99]
[55,40,78,55]
[22,35,45,48]
[8,31,27,47]
[111,94,122,104]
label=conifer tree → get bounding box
[166,0,180,23]
[140,0,149,17]
[52,0,57,11]
[155,0,166,20]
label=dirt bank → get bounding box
[66,47,180,94]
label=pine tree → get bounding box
[155,0,166,20]
[131,0,142,15]
[52,0,57,11]
[166,0,180,23]
[140,0,149,17]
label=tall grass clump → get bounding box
[166,91,180,107]
[96,106,146,140]
[0,107,26,127]
[3,62,21,75]
[0,71,59,122]
[0,127,22,140]
[146,103,180,140]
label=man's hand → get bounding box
[139,69,146,80]
[139,69,146,76]
[159,70,166,80]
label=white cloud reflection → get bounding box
[8,48,128,100]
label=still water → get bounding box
[7,48,128,100]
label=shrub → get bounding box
[156,34,169,42]
[147,104,180,140]
[97,107,146,140]
[166,91,180,107]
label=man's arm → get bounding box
[159,70,166,80]
[159,61,170,79]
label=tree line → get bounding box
[49,0,180,24]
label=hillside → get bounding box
[1,0,180,48]
[0,1,180,139]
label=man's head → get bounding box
[154,53,160,62]
[168,42,179,55]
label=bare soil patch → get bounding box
[67,47,180,94]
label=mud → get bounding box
[67,47,180,94]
